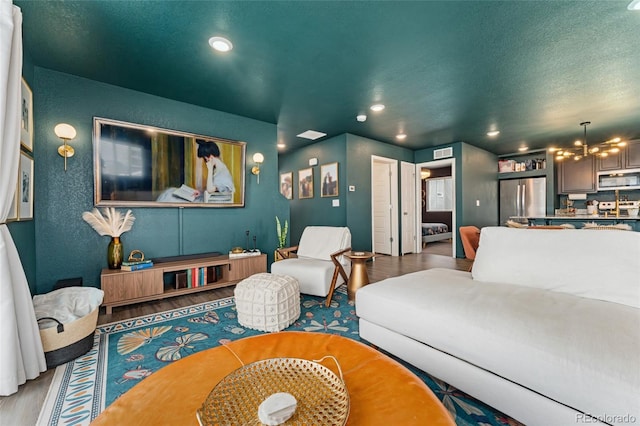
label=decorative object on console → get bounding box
[54,123,76,171]
[551,121,627,161]
[82,207,135,269]
[127,249,145,263]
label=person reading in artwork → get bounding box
[156,140,234,202]
[196,140,234,194]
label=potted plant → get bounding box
[275,216,288,261]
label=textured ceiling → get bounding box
[15,1,640,155]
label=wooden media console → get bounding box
[100,254,266,314]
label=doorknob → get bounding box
[403,212,408,215]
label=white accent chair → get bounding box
[270,226,351,307]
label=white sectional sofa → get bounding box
[356,227,640,426]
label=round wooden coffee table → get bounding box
[344,251,375,300]
[91,332,453,425]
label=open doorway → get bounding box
[415,158,456,258]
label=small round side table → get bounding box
[344,251,375,301]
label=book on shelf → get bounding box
[121,262,154,271]
[175,272,187,289]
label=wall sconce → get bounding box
[54,123,76,171]
[252,152,264,184]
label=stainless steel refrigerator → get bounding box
[499,177,546,225]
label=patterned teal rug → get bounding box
[37,287,520,426]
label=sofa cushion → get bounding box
[296,226,351,262]
[472,227,640,308]
[356,268,640,421]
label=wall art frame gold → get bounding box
[320,162,339,197]
[280,171,293,200]
[298,167,313,199]
[20,78,33,152]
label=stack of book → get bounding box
[175,266,219,289]
[121,259,154,271]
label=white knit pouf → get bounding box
[234,273,300,332]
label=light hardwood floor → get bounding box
[0,252,471,426]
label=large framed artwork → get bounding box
[320,162,339,197]
[298,168,313,199]
[93,118,246,207]
[20,78,33,152]
[18,151,34,220]
[279,172,293,200]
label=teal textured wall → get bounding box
[32,68,286,294]
[279,135,347,242]
[459,144,499,228]
[345,134,414,251]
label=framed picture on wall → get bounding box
[18,151,34,220]
[320,162,339,197]
[298,168,313,199]
[20,78,33,152]
[279,172,293,200]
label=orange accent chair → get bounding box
[459,226,480,270]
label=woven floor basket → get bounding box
[38,306,98,369]
[196,357,349,425]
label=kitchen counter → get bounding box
[534,215,640,220]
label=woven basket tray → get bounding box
[196,357,349,425]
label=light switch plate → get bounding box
[332,199,340,207]
[309,158,318,166]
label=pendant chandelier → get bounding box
[552,121,627,161]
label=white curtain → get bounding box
[0,2,46,396]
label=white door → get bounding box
[372,160,392,255]
[401,161,416,254]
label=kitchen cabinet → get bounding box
[598,139,640,171]
[626,140,640,169]
[557,155,596,194]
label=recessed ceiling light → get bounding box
[396,133,407,140]
[370,104,385,112]
[487,130,500,137]
[296,130,327,140]
[356,114,367,122]
[518,146,528,152]
[628,0,640,10]
[208,36,233,52]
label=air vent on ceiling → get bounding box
[434,147,453,160]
